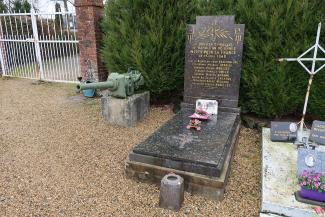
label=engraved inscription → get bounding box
[189,42,237,89]
[310,121,325,145]
[184,16,245,107]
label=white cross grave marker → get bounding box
[278,23,325,142]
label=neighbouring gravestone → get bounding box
[126,16,244,201]
[297,148,324,176]
[296,121,325,176]
[271,122,298,142]
[310,121,325,145]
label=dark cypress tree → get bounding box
[202,0,325,118]
[102,0,199,98]
[102,0,325,118]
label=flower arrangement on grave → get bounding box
[189,109,210,120]
[298,170,325,202]
[186,119,201,131]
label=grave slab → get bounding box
[130,108,240,177]
[261,128,319,217]
[126,112,240,200]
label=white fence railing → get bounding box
[0,9,80,83]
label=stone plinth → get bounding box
[101,92,149,127]
[261,128,318,217]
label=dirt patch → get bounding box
[0,78,261,217]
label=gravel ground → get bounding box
[0,78,261,217]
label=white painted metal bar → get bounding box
[318,45,325,54]
[18,35,27,78]
[279,58,325,61]
[45,37,53,79]
[31,8,44,80]
[52,14,61,81]
[13,16,21,76]
[0,16,7,75]
[72,14,80,77]
[65,16,73,80]
[13,35,22,77]
[52,16,63,80]
[56,12,67,81]
[6,41,13,75]
[310,23,321,75]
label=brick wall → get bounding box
[75,0,108,82]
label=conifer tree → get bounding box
[202,0,325,118]
[102,0,325,118]
[102,0,199,98]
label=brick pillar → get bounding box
[75,0,108,81]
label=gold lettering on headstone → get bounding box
[235,28,242,45]
[189,41,237,89]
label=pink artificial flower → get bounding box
[314,206,324,214]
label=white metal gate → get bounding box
[0,9,80,83]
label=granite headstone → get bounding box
[297,148,325,176]
[310,121,325,145]
[184,16,245,108]
[271,122,297,142]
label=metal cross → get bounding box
[278,23,325,141]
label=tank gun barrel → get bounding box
[76,80,117,91]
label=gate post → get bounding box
[75,0,108,82]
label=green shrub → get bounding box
[102,0,325,119]
[202,0,325,118]
[101,0,199,97]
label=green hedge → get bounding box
[101,0,199,97]
[102,0,325,119]
[203,0,325,118]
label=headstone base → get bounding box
[101,91,150,127]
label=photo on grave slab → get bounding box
[270,121,298,142]
[195,99,218,115]
[296,147,325,177]
[310,121,325,145]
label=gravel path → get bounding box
[0,78,261,217]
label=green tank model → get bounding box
[77,69,144,98]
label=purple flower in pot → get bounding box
[298,170,325,202]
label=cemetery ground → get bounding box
[0,78,261,217]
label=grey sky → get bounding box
[33,0,75,13]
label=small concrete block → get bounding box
[261,128,318,217]
[159,173,184,211]
[101,91,150,127]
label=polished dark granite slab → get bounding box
[130,108,240,177]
